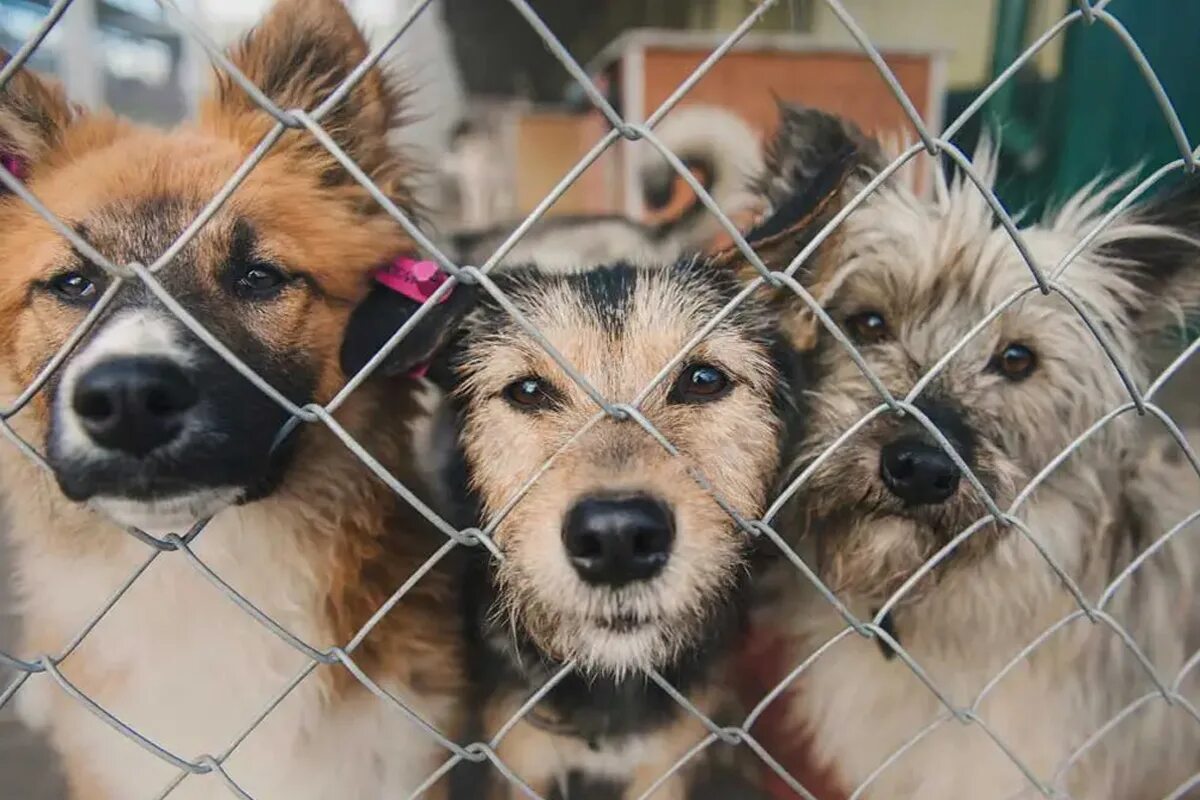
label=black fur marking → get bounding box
[719,103,883,281]
[1100,172,1200,326]
[872,608,899,660]
[46,301,313,504]
[340,278,480,379]
[576,265,638,336]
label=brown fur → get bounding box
[0,1,463,797]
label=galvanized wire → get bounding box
[0,1,1197,799]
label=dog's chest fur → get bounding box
[786,473,1200,800]
[457,558,764,799]
[7,475,452,799]
[793,617,1083,799]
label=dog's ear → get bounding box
[341,281,478,383]
[708,104,881,349]
[1099,174,1200,337]
[201,0,412,204]
[710,103,881,279]
[0,52,77,188]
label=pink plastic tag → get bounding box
[1,153,24,181]
[373,256,452,379]
[375,256,450,306]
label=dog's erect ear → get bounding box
[341,281,478,383]
[755,102,884,213]
[202,0,410,199]
[0,52,77,186]
[1100,175,1200,336]
[708,104,882,350]
[710,103,882,279]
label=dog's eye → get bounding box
[503,377,558,411]
[991,343,1037,380]
[233,263,287,299]
[845,310,889,344]
[670,363,731,404]
[49,271,98,303]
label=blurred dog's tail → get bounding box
[640,104,765,253]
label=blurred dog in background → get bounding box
[449,104,764,273]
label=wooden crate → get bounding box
[590,29,948,219]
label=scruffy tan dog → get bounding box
[368,263,793,799]
[350,128,868,796]
[0,1,466,797]
[759,105,1200,799]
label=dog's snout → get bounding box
[879,438,960,505]
[73,358,198,456]
[562,494,675,587]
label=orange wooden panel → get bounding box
[513,112,623,218]
[514,113,587,216]
[640,48,933,143]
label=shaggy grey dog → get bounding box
[762,106,1200,800]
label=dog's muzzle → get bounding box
[72,357,198,457]
[45,308,309,531]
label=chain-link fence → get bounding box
[1,0,1198,798]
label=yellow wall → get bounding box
[810,0,997,88]
[701,0,1066,90]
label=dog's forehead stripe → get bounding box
[481,265,755,347]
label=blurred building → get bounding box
[1,0,190,124]
[2,0,464,149]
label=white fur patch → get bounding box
[10,500,449,800]
[89,489,242,535]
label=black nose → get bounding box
[72,358,198,456]
[562,494,675,587]
[879,438,960,505]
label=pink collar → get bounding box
[373,256,451,378]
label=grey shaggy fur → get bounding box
[766,105,1200,799]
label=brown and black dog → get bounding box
[0,1,466,797]
[350,115,868,798]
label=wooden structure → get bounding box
[459,29,948,226]
[591,29,948,218]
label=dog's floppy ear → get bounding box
[202,0,413,205]
[0,52,77,188]
[341,279,478,383]
[1099,174,1200,337]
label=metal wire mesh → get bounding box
[1,0,1198,798]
